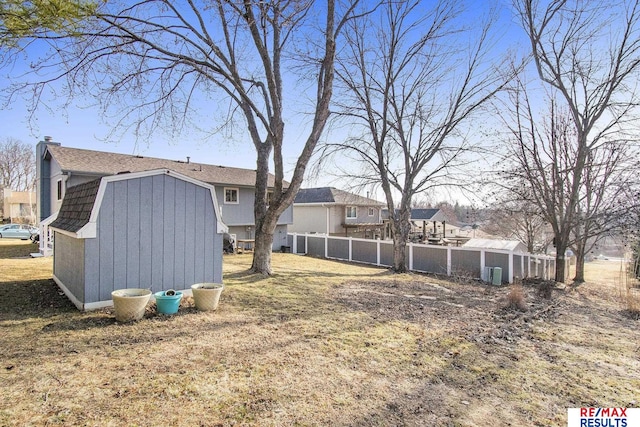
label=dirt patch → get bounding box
[1,253,639,426]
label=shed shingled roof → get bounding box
[49,179,101,233]
[294,187,384,206]
[45,145,279,187]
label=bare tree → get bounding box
[483,195,550,253]
[317,0,512,272]
[0,137,35,192]
[1,0,365,275]
[513,0,640,281]
[496,79,640,282]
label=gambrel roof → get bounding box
[49,178,101,233]
[49,169,228,238]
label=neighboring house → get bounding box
[381,208,448,239]
[35,137,292,254]
[290,187,385,238]
[462,238,528,253]
[49,169,227,310]
[2,189,36,224]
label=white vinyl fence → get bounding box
[287,233,555,284]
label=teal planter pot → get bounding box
[154,290,183,315]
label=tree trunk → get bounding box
[251,228,274,275]
[390,206,411,273]
[392,236,408,273]
[251,143,275,275]
[554,243,567,283]
[573,249,585,283]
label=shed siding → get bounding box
[82,174,222,303]
[138,177,153,287]
[53,232,85,302]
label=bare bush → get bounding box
[504,284,527,311]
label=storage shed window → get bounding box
[56,179,63,201]
[224,188,239,204]
[346,206,357,219]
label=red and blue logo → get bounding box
[567,408,639,427]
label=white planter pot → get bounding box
[111,289,152,322]
[191,283,224,311]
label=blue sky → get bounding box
[0,0,524,197]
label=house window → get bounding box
[224,187,239,204]
[346,206,357,219]
[267,191,273,206]
[56,179,63,201]
[368,207,375,216]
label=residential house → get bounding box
[290,187,386,238]
[49,169,227,310]
[2,189,36,224]
[35,137,292,255]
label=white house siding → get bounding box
[216,186,293,227]
[329,206,344,234]
[290,205,330,234]
[81,174,222,303]
[216,186,292,250]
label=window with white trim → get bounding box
[224,187,239,204]
[368,207,375,216]
[346,206,357,219]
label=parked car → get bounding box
[0,224,39,240]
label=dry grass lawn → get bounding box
[0,239,639,426]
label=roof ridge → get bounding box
[51,145,256,171]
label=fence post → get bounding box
[292,233,297,254]
[305,233,309,256]
[349,237,353,262]
[376,239,381,266]
[480,249,486,277]
[508,250,514,284]
[324,234,328,258]
[409,243,414,271]
[447,246,452,277]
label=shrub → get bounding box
[504,284,527,311]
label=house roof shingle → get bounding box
[49,179,101,233]
[381,208,442,221]
[294,187,384,206]
[45,145,278,187]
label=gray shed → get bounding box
[49,169,228,310]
